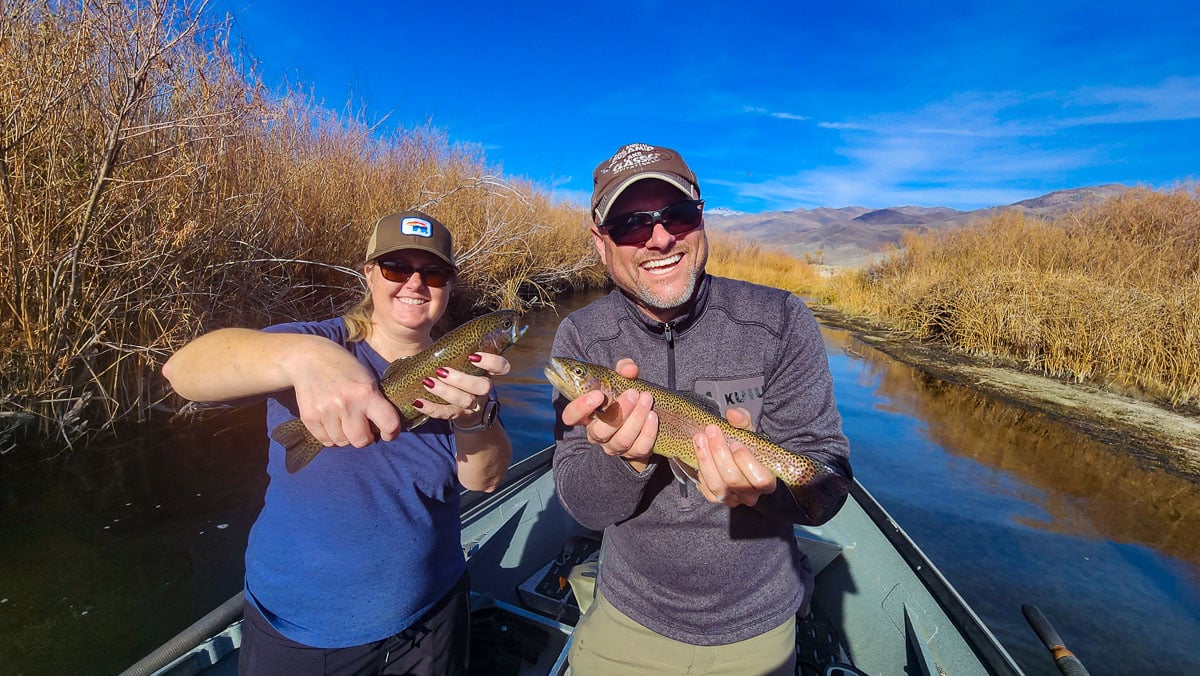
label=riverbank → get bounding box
[808,303,1200,479]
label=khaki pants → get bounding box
[568,591,796,676]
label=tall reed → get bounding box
[823,185,1200,406]
[0,1,599,452]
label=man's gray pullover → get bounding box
[551,274,852,645]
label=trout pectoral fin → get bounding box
[668,457,701,487]
[406,414,430,430]
[594,400,622,427]
[271,419,325,474]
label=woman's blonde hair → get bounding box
[342,289,374,342]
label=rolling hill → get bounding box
[704,184,1132,267]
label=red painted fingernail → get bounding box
[412,400,424,409]
[468,353,482,363]
[436,367,449,378]
[422,377,435,388]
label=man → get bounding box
[550,143,852,675]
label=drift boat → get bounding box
[123,445,1030,676]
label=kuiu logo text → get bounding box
[703,386,765,406]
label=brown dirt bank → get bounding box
[808,304,1200,480]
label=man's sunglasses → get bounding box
[375,260,454,288]
[600,199,705,246]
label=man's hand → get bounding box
[692,407,776,507]
[560,358,658,471]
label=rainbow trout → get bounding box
[273,310,527,473]
[544,357,848,522]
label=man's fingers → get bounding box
[732,446,775,492]
[562,390,609,426]
[604,391,653,455]
[615,358,639,380]
[692,425,776,506]
[693,432,728,497]
[724,406,752,430]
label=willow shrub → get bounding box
[0,1,599,451]
[823,185,1200,406]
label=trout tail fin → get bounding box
[271,418,325,474]
[785,461,851,526]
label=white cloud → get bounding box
[744,105,810,121]
[717,82,1192,209]
[1060,76,1200,126]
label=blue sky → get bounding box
[217,1,1199,212]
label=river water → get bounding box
[1,291,1198,675]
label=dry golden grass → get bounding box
[0,1,600,450]
[822,185,1200,406]
[707,233,823,295]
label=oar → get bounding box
[1021,603,1090,676]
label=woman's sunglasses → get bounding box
[600,199,705,246]
[375,259,454,288]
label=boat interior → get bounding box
[140,446,1020,676]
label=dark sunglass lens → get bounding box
[604,213,653,246]
[421,268,452,288]
[377,261,452,287]
[603,200,704,245]
[662,201,703,233]
[378,260,414,283]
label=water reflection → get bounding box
[821,326,1200,675]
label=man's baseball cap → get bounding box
[590,143,699,224]
[364,210,456,268]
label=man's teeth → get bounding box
[643,254,683,270]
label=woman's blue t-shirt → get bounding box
[243,318,465,648]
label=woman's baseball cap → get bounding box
[364,210,456,268]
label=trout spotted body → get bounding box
[273,310,527,473]
[544,357,847,522]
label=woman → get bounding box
[163,210,513,675]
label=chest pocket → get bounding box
[693,376,766,429]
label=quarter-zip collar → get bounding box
[616,274,711,391]
[618,273,711,339]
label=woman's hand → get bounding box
[413,352,512,425]
[285,339,401,448]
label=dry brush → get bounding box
[0,1,599,452]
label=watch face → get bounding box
[455,399,499,432]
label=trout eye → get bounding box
[571,366,585,377]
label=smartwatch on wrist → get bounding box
[452,398,499,433]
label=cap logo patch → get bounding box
[602,144,669,176]
[401,217,433,237]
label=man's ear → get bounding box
[591,228,608,265]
